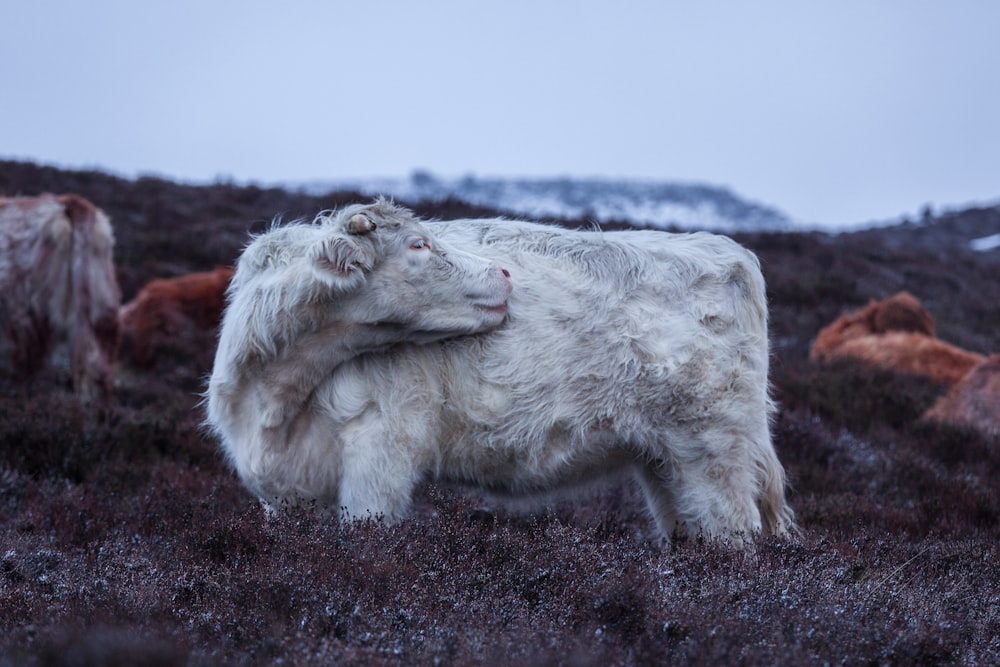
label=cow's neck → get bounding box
[253,319,413,430]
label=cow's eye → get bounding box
[410,238,430,251]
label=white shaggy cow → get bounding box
[207,199,793,544]
[0,194,120,399]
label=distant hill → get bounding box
[296,170,795,232]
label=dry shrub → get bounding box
[1,160,999,665]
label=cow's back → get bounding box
[0,194,119,397]
[425,220,772,489]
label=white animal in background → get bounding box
[206,199,793,544]
[0,194,120,399]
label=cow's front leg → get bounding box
[336,425,426,524]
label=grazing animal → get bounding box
[810,291,935,361]
[207,199,793,544]
[922,355,1000,437]
[119,267,234,367]
[0,194,120,398]
[811,292,987,385]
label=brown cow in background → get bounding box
[812,292,998,438]
[0,194,120,398]
[824,332,986,386]
[118,267,234,369]
[810,291,935,361]
[810,292,984,386]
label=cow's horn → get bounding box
[347,214,376,235]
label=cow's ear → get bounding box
[309,235,374,288]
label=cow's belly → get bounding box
[437,420,636,496]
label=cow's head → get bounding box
[223,199,512,366]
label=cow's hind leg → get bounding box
[636,460,681,541]
[650,425,772,546]
[680,428,768,545]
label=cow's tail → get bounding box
[758,450,795,537]
[733,246,796,538]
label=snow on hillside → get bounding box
[296,171,795,233]
[971,233,1000,252]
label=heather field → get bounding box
[1,161,998,666]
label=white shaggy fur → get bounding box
[207,199,793,544]
[0,194,120,398]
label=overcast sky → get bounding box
[2,1,998,226]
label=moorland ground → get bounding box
[1,160,998,665]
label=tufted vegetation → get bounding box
[1,160,998,665]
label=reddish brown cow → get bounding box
[810,292,935,361]
[811,293,987,386]
[0,194,120,398]
[923,355,1000,437]
[825,332,987,386]
[118,267,234,367]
